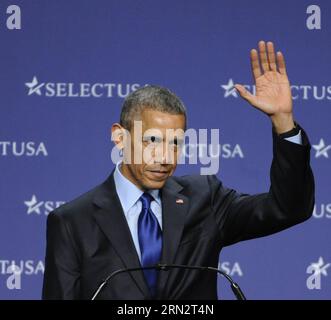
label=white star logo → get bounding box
[221,79,238,98]
[25,76,44,96]
[310,257,330,277]
[24,195,44,215]
[312,139,331,158]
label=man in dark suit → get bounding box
[42,41,315,300]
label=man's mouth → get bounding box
[147,170,169,179]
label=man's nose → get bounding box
[154,144,175,164]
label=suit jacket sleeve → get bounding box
[208,125,315,247]
[42,212,81,299]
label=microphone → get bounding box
[91,263,246,300]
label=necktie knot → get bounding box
[140,192,154,210]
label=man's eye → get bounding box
[170,139,183,147]
[144,136,161,144]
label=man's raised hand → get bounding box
[235,41,295,134]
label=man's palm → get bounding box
[235,41,293,117]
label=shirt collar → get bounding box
[113,161,161,213]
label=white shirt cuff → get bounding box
[284,130,302,145]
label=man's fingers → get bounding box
[267,42,277,71]
[276,51,287,75]
[258,41,270,72]
[235,84,257,106]
[250,49,261,80]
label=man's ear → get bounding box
[111,123,126,150]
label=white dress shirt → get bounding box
[113,161,162,262]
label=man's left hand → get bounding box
[235,41,295,134]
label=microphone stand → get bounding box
[91,263,246,300]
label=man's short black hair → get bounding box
[120,85,187,130]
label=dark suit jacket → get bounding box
[42,128,315,300]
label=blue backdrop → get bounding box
[0,0,330,299]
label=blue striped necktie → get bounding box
[138,192,162,296]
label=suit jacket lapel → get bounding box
[157,177,189,298]
[92,172,151,298]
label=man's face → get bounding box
[115,108,185,190]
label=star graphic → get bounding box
[221,79,238,98]
[310,257,330,276]
[312,139,331,158]
[25,76,44,96]
[24,195,43,215]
